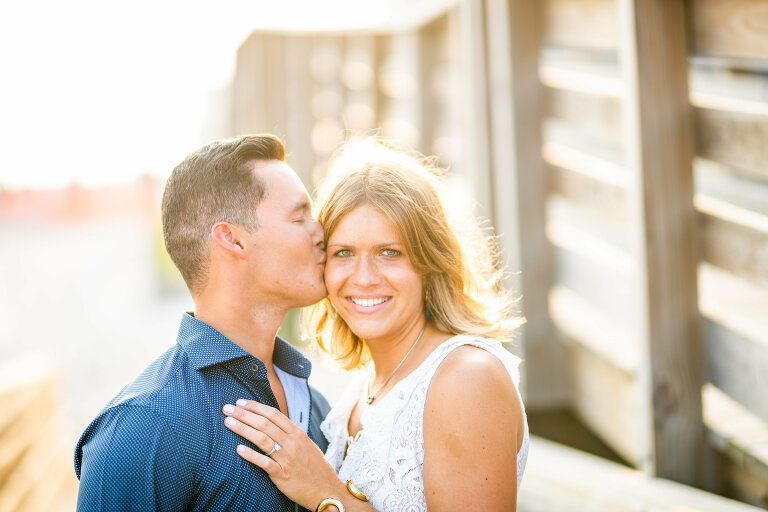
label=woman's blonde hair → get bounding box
[305,139,522,369]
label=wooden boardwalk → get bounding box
[519,436,765,512]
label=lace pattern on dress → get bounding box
[320,335,529,512]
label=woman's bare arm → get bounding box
[423,345,524,512]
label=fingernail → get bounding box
[223,404,234,414]
[237,445,246,454]
[236,399,247,407]
[225,417,236,426]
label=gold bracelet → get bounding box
[345,480,369,502]
[316,498,344,512]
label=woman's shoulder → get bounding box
[433,342,513,390]
[429,335,521,375]
[425,335,523,409]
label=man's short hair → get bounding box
[161,134,286,294]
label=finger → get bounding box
[222,404,285,440]
[223,415,276,454]
[234,399,296,432]
[235,444,283,476]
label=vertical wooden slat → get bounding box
[458,0,493,221]
[285,36,314,186]
[482,0,568,408]
[231,34,266,135]
[418,20,437,156]
[372,34,388,128]
[617,0,714,487]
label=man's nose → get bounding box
[311,218,325,248]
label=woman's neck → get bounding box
[366,322,451,387]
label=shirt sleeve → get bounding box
[76,405,194,512]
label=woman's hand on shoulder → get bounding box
[423,345,523,512]
[222,399,344,510]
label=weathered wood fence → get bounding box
[226,0,768,506]
[0,357,77,511]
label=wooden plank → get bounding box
[618,0,711,485]
[704,318,768,425]
[550,164,628,227]
[694,106,768,182]
[379,31,422,150]
[0,380,57,482]
[550,285,640,375]
[689,0,768,61]
[417,15,443,156]
[549,221,637,331]
[0,408,63,512]
[341,35,378,140]
[542,0,619,52]
[717,457,768,509]
[569,341,645,466]
[309,37,347,179]
[542,119,631,229]
[518,436,766,512]
[264,34,288,137]
[14,440,78,512]
[543,122,628,184]
[703,384,768,476]
[482,0,569,408]
[698,262,768,358]
[539,47,623,99]
[695,157,768,217]
[699,263,768,423]
[546,87,623,149]
[697,194,768,287]
[456,0,493,221]
[0,380,49,437]
[232,33,267,135]
[703,384,768,508]
[284,36,314,186]
[547,195,630,254]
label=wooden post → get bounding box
[481,0,568,408]
[617,0,713,487]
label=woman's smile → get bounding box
[347,295,392,312]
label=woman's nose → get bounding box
[351,256,380,286]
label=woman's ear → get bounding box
[211,222,247,259]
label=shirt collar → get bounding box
[176,313,311,378]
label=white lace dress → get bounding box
[321,335,529,512]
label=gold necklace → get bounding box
[365,321,427,404]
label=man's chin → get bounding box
[297,287,328,308]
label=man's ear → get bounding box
[211,222,248,259]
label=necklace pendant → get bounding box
[365,395,375,404]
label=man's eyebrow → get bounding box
[289,200,310,213]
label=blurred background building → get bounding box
[1,0,767,510]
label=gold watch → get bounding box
[316,498,344,512]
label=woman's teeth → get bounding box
[351,297,388,307]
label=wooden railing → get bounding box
[226,0,768,506]
[0,357,77,512]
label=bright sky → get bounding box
[0,0,397,190]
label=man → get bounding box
[75,134,330,511]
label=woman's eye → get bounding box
[333,249,352,257]
[381,249,400,257]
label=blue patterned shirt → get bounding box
[75,313,330,512]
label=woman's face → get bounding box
[324,203,426,345]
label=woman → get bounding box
[222,139,529,511]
